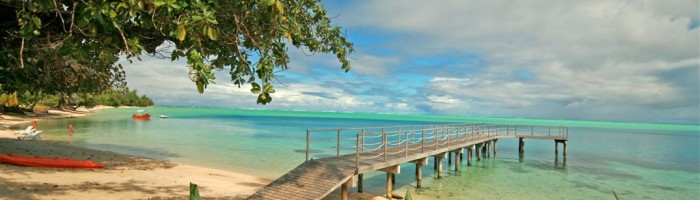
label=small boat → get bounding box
[159,115,169,118]
[0,154,104,168]
[132,113,151,120]
[132,110,151,120]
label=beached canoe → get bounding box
[132,113,151,120]
[0,154,104,168]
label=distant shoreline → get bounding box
[0,105,115,129]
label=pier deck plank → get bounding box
[245,159,356,200]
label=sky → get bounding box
[119,0,700,124]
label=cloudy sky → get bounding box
[120,0,699,124]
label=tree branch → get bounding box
[68,2,76,37]
[117,28,130,52]
[19,37,24,68]
[52,0,66,32]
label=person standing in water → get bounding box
[68,124,74,144]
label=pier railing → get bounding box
[305,124,568,163]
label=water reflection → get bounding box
[554,154,567,170]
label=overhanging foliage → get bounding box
[0,0,353,104]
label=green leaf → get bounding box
[257,94,266,105]
[177,25,186,41]
[196,81,204,94]
[250,82,261,94]
[275,0,284,14]
[153,0,166,7]
[263,83,275,93]
[31,16,41,27]
[96,14,108,29]
[264,93,272,104]
[256,92,272,105]
[207,27,217,41]
[109,10,117,19]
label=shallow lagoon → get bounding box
[38,107,699,199]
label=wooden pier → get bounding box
[246,124,568,200]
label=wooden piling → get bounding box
[433,156,438,170]
[486,141,491,157]
[448,151,452,165]
[414,158,427,188]
[476,144,482,161]
[358,174,363,193]
[555,139,568,155]
[467,147,473,166]
[518,138,525,153]
[341,183,348,200]
[386,172,393,199]
[437,156,443,178]
[416,162,423,188]
[433,153,446,179]
[455,151,461,171]
[379,165,400,199]
[493,139,498,155]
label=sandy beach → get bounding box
[0,108,270,199]
[0,107,395,200]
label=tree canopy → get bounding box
[0,0,353,104]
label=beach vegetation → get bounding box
[0,87,153,114]
[0,91,20,112]
[189,182,201,200]
[0,0,353,105]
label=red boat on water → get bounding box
[132,109,151,120]
[0,154,104,168]
[132,113,151,120]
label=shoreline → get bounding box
[0,107,270,199]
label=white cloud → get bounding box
[334,0,699,123]
[350,54,400,77]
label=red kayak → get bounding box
[0,154,104,168]
[132,113,151,120]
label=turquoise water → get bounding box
[35,107,700,199]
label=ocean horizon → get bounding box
[35,106,699,199]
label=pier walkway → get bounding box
[246,124,568,200]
